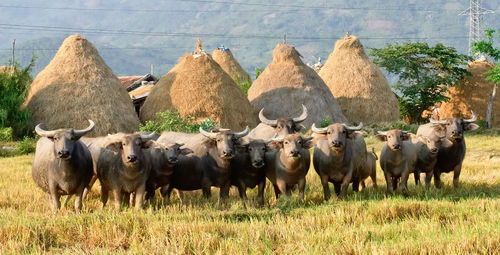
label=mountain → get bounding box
[0,0,498,78]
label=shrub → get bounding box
[234,77,252,95]
[320,116,330,128]
[255,67,264,79]
[0,57,35,138]
[15,136,36,154]
[363,121,419,136]
[140,110,219,133]
[0,127,13,141]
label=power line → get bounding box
[0,23,469,41]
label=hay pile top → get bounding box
[23,34,140,136]
[319,35,400,123]
[212,47,251,83]
[248,43,346,127]
[140,43,257,130]
[440,59,500,127]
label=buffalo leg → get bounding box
[414,170,420,185]
[237,180,248,200]
[453,163,462,188]
[276,180,288,198]
[272,184,281,199]
[352,178,359,192]
[135,184,146,210]
[433,170,442,189]
[360,180,366,191]
[219,185,230,200]
[339,173,352,198]
[320,175,331,201]
[297,178,306,201]
[83,174,97,199]
[100,186,109,209]
[370,169,377,189]
[333,181,341,196]
[112,189,122,211]
[384,171,394,194]
[424,172,433,190]
[399,170,410,196]
[257,180,265,206]
[74,183,86,213]
[202,187,211,199]
[161,185,173,204]
[48,181,61,214]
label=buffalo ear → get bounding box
[295,124,306,132]
[402,133,410,141]
[301,137,314,149]
[180,148,193,155]
[142,140,156,149]
[376,134,387,142]
[464,123,479,131]
[268,141,283,150]
[105,142,122,153]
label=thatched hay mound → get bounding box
[23,34,140,136]
[140,52,257,130]
[440,60,500,127]
[212,48,251,83]
[248,43,346,127]
[319,35,400,123]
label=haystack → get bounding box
[23,34,140,136]
[247,43,346,127]
[140,41,257,130]
[440,60,500,127]
[212,47,251,83]
[319,35,400,123]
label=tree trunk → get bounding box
[486,84,497,129]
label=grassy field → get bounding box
[0,134,499,254]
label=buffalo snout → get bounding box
[290,150,300,158]
[331,140,343,148]
[127,154,137,163]
[252,159,264,168]
[222,150,234,159]
[57,150,70,159]
[391,144,401,151]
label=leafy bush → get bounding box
[140,110,219,133]
[15,136,36,154]
[255,67,264,79]
[0,57,35,138]
[0,127,13,141]
[363,121,419,136]
[234,76,252,95]
[320,116,330,128]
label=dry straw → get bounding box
[319,35,400,123]
[212,48,251,83]
[440,60,499,127]
[23,34,140,136]
[140,41,257,130]
[248,43,346,128]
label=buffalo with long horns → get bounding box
[247,104,308,140]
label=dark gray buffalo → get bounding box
[417,111,479,188]
[162,126,250,201]
[311,123,365,200]
[265,134,314,201]
[231,139,271,205]
[377,130,418,195]
[97,132,157,210]
[145,142,192,203]
[31,120,95,213]
[246,104,308,139]
[411,132,445,189]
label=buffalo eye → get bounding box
[249,148,252,151]
[342,130,346,134]
[261,147,266,151]
[327,131,331,134]
[284,141,288,145]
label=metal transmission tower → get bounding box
[460,0,494,54]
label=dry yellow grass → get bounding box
[0,134,499,254]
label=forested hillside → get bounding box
[0,0,498,77]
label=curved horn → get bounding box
[343,122,363,131]
[73,120,95,137]
[464,110,477,123]
[311,123,328,134]
[233,126,250,138]
[377,131,388,136]
[140,131,157,140]
[258,108,277,126]
[199,126,217,139]
[271,136,284,142]
[430,115,446,124]
[292,104,308,123]
[35,123,58,137]
[402,130,410,135]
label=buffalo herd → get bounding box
[31,107,479,213]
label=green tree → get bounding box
[0,56,35,138]
[471,29,500,129]
[369,42,471,123]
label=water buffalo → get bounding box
[311,123,365,200]
[96,132,157,210]
[417,111,479,188]
[246,104,308,140]
[161,126,250,200]
[31,120,95,213]
[377,130,418,195]
[145,142,192,203]
[265,134,314,201]
[411,132,445,189]
[231,139,271,205]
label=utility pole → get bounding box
[11,39,15,67]
[460,0,494,55]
